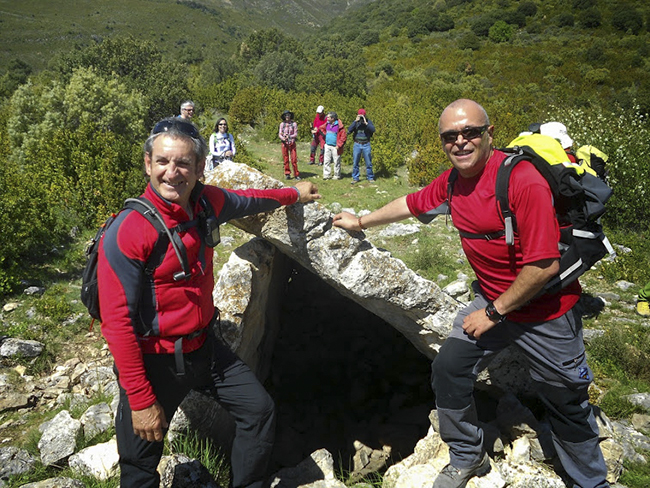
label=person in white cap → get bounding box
[539,122,575,159]
[309,105,326,165]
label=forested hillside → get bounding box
[0,0,649,294]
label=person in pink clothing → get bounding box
[279,110,300,180]
[309,105,326,165]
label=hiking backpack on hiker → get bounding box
[448,133,615,295]
[80,195,219,324]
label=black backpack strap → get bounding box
[123,197,192,281]
[495,151,526,245]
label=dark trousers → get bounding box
[310,137,324,164]
[431,290,609,488]
[115,336,275,488]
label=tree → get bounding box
[556,13,575,28]
[295,57,366,98]
[0,59,32,99]
[50,37,189,125]
[517,1,538,17]
[472,14,501,37]
[488,21,514,43]
[611,9,644,35]
[581,9,602,28]
[253,52,304,92]
[240,28,304,63]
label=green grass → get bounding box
[167,430,230,486]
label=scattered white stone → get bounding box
[38,410,81,466]
[0,338,44,358]
[379,223,420,237]
[2,302,19,312]
[615,280,636,291]
[68,438,119,481]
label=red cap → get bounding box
[358,109,366,115]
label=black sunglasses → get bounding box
[440,125,489,144]
[152,119,201,139]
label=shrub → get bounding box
[580,8,602,28]
[545,104,650,232]
[407,141,451,187]
[556,13,575,28]
[228,86,269,126]
[611,9,644,35]
[253,52,304,92]
[458,31,481,51]
[489,21,515,43]
[517,1,538,17]
[374,60,394,76]
[370,137,402,177]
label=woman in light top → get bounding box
[207,118,236,170]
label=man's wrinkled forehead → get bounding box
[439,100,489,131]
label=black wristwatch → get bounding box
[485,301,507,323]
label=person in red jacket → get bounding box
[309,105,326,165]
[98,117,320,488]
[332,100,609,488]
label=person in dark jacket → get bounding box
[98,117,320,488]
[347,108,376,184]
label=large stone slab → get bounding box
[205,162,459,359]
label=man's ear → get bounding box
[144,152,152,177]
[196,155,206,176]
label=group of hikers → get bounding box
[184,99,377,185]
[278,105,376,184]
[93,96,650,488]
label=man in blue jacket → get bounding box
[348,108,375,184]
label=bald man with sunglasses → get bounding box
[333,100,609,488]
[97,118,320,488]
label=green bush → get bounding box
[545,104,650,232]
[488,21,514,43]
[580,8,602,28]
[228,86,269,126]
[555,13,575,28]
[370,137,402,177]
[611,9,644,35]
[253,52,304,91]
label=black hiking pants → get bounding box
[115,334,275,488]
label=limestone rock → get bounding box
[159,453,220,488]
[80,402,113,440]
[68,438,119,481]
[206,161,459,359]
[0,392,34,413]
[0,446,36,480]
[38,410,81,466]
[270,448,344,488]
[0,338,43,358]
[18,477,85,488]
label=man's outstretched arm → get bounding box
[333,195,412,232]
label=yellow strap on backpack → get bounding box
[507,133,596,176]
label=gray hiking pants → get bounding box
[431,290,609,488]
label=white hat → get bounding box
[539,122,573,149]
[316,105,324,113]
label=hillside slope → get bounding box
[0,0,370,71]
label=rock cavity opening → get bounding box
[266,262,435,475]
